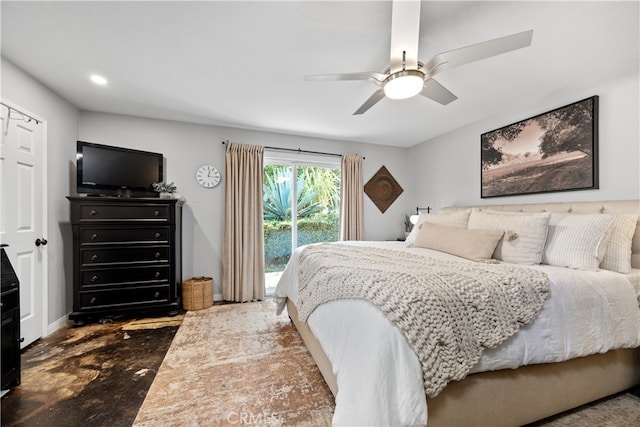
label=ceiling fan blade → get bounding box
[421,30,533,77]
[353,89,385,115]
[420,78,458,105]
[389,0,421,73]
[305,72,387,83]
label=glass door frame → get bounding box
[263,150,341,262]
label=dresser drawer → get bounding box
[80,265,170,288]
[80,227,170,245]
[81,246,170,266]
[79,285,170,310]
[78,204,170,222]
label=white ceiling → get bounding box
[2,1,638,148]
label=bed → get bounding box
[274,200,640,426]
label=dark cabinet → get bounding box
[67,197,182,325]
[1,246,21,390]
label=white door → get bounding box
[0,102,46,348]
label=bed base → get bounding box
[287,300,640,426]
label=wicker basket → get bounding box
[182,277,213,310]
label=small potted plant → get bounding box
[153,181,177,198]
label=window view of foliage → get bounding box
[263,166,321,220]
[263,165,340,272]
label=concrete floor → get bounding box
[1,315,181,427]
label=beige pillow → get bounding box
[412,222,504,262]
[468,209,551,265]
[405,208,471,245]
[542,213,614,271]
[600,214,639,274]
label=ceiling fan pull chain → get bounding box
[402,50,407,71]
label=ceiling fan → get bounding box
[305,1,533,115]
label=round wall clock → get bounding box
[196,165,221,188]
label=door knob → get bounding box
[35,238,48,247]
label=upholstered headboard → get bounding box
[441,200,640,269]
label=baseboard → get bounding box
[47,313,71,336]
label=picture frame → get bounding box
[481,96,599,198]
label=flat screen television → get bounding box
[76,141,164,197]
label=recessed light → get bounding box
[90,74,108,86]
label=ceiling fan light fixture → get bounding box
[383,70,424,100]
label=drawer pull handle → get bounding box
[155,232,161,238]
[91,233,98,240]
[91,254,98,261]
[91,275,98,282]
[154,210,160,217]
[155,252,161,258]
[89,210,97,216]
[90,297,97,304]
[154,292,160,298]
[155,271,161,278]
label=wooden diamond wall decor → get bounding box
[364,166,403,213]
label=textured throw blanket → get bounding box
[297,243,550,397]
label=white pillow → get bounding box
[405,208,471,245]
[542,213,614,271]
[412,222,504,262]
[467,209,551,265]
[600,214,638,274]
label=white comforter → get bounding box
[274,241,640,426]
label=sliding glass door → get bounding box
[263,156,340,294]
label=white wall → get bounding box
[407,71,640,212]
[1,58,80,329]
[79,112,410,298]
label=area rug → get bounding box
[132,301,334,426]
[134,301,640,427]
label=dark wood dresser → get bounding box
[67,197,182,325]
[1,245,21,390]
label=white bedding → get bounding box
[274,241,640,426]
[627,268,640,293]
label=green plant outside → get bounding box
[263,166,323,220]
[264,213,339,272]
[263,164,341,272]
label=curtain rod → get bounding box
[1,102,41,125]
[221,140,364,159]
[265,146,343,158]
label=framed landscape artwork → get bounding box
[481,96,599,198]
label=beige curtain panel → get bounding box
[340,154,364,241]
[222,143,265,302]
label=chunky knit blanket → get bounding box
[297,243,550,397]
